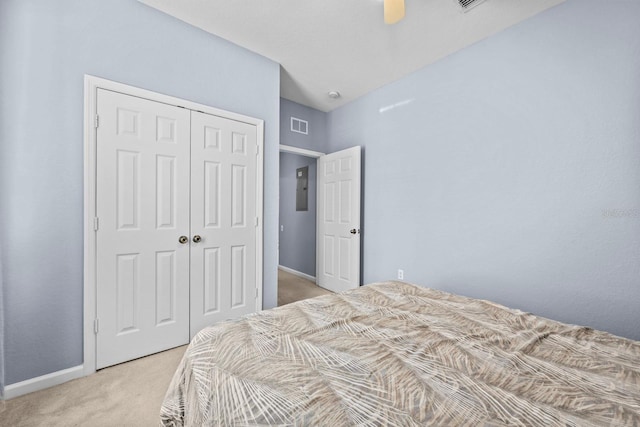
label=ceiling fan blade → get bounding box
[384,0,405,25]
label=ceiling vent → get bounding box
[456,0,488,12]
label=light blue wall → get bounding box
[327,0,640,341]
[0,243,4,398]
[279,153,317,277]
[0,0,9,398]
[0,0,280,385]
[280,98,327,153]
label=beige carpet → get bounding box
[0,345,186,427]
[0,272,329,426]
[277,268,332,306]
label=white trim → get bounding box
[256,122,265,312]
[279,144,325,158]
[83,74,264,377]
[87,75,265,125]
[83,75,97,377]
[278,265,316,283]
[4,365,84,399]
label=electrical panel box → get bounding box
[296,166,308,211]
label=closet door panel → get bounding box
[190,111,258,337]
[96,89,190,369]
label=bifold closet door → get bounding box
[189,111,258,338]
[96,89,191,369]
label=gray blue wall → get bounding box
[279,153,317,277]
[0,0,280,385]
[0,244,4,398]
[280,98,327,152]
[326,0,640,340]
[0,0,9,397]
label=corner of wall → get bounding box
[0,0,6,400]
[0,240,5,399]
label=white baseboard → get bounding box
[4,365,84,400]
[278,265,316,283]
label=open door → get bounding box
[317,146,361,293]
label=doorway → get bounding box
[277,144,362,303]
[278,145,324,305]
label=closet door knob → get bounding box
[192,235,202,243]
[178,236,188,244]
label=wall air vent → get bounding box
[291,117,308,135]
[456,0,488,12]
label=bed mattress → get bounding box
[160,281,640,426]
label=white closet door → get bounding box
[96,89,190,369]
[189,111,258,338]
[317,146,361,293]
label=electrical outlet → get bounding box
[280,225,284,232]
[397,269,404,280]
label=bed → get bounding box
[160,281,640,426]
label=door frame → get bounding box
[279,144,325,159]
[277,145,325,284]
[278,144,363,288]
[83,75,265,376]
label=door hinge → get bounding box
[94,318,99,334]
[94,114,100,128]
[256,144,259,155]
[93,217,99,231]
[255,217,259,227]
[256,288,259,298]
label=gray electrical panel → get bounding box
[296,166,309,211]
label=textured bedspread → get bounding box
[160,281,640,426]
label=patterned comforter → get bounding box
[160,281,640,426]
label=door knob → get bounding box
[178,236,188,244]
[350,229,360,235]
[192,235,202,243]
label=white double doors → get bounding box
[95,89,259,369]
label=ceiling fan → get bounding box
[384,0,486,24]
[384,0,405,24]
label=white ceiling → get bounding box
[140,0,565,112]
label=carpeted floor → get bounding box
[0,345,186,427]
[277,268,332,306]
[0,271,330,426]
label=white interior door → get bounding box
[189,111,258,338]
[317,146,361,293]
[96,89,190,369]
